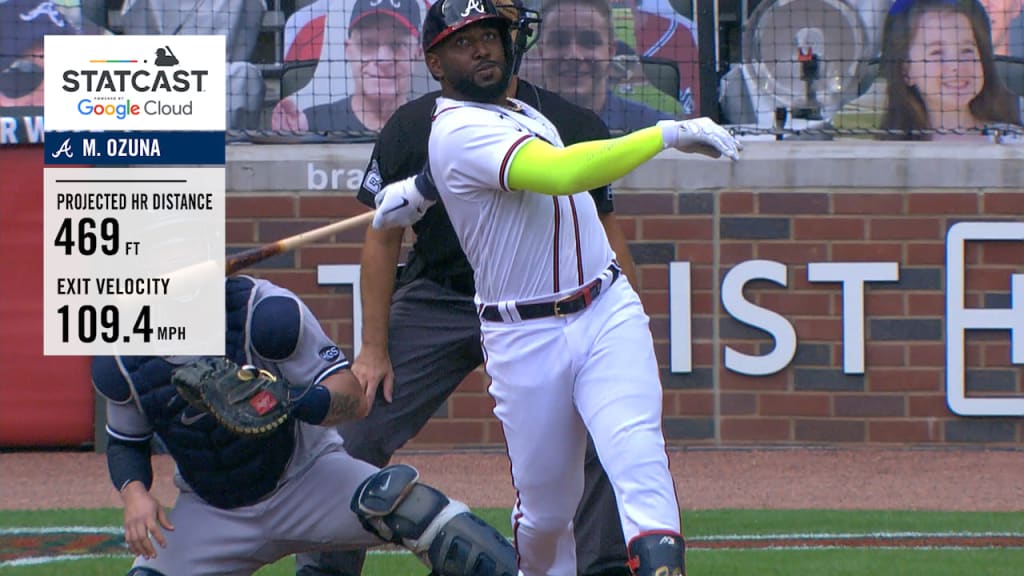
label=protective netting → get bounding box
[720,0,1024,140]
[1,0,1021,144]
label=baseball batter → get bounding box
[386,1,742,574]
[92,275,519,576]
[301,3,636,576]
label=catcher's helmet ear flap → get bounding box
[422,0,510,52]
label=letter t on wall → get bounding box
[807,262,899,374]
[317,265,363,358]
[669,262,692,373]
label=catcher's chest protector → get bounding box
[123,277,296,509]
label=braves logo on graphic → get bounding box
[20,1,67,27]
[319,345,341,361]
[369,0,402,7]
[50,138,73,159]
[460,0,486,17]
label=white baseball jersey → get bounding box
[428,97,681,575]
[428,96,616,306]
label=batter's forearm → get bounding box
[359,226,405,350]
[507,127,664,196]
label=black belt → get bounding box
[480,264,620,322]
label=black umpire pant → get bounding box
[295,277,628,576]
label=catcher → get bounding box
[92,275,518,576]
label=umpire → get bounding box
[296,2,636,575]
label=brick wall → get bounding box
[226,142,1024,448]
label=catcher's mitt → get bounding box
[172,357,292,436]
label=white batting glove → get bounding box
[372,175,436,230]
[658,117,743,160]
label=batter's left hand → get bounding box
[372,175,436,230]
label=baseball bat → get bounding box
[226,210,376,275]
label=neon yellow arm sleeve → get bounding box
[506,126,664,196]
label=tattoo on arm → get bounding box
[327,392,363,423]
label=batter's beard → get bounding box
[453,62,511,103]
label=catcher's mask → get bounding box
[498,0,542,75]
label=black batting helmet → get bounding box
[422,0,511,52]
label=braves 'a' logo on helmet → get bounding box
[460,0,487,17]
[424,0,506,52]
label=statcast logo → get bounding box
[64,45,202,119]
[61,45,208,95]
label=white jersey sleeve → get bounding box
[427,97,614,304]
[429,99,536,195]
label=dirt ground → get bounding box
[2,446,1022,512]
